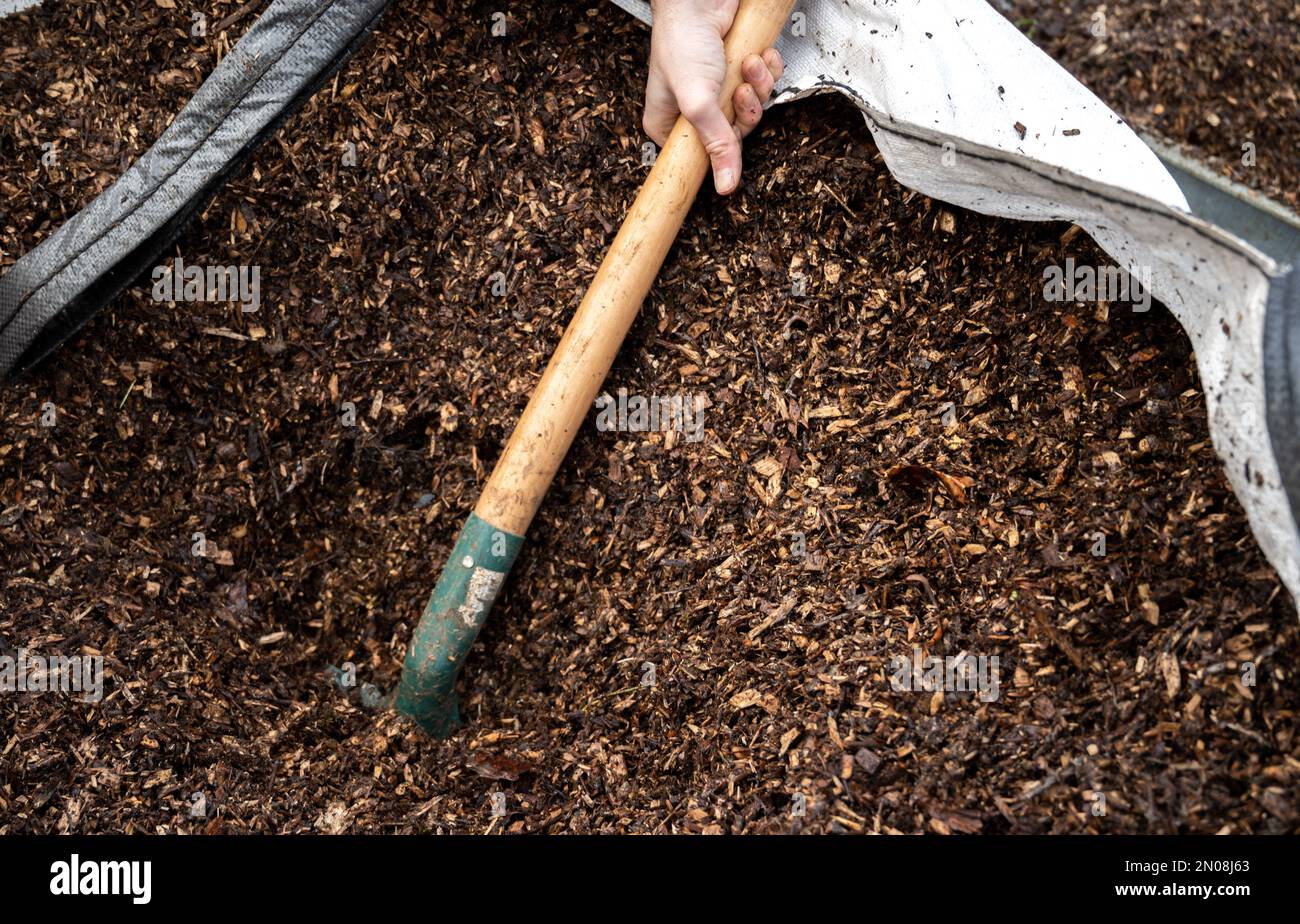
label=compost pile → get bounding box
[1,0,1297,834]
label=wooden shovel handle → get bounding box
[394,0,797,736]
[476,0,796,535]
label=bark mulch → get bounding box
[1,0,1296,833]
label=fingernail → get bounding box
[718,168,735,192]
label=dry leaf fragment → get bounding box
[467,752,535,781]
[887,463,975,506]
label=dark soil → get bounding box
[1,1,1297,834]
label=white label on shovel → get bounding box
[458,567,506,627]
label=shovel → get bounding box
[393,0,798,736]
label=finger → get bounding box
[761,47,785,84]
[742,53,775,105]
[733,82,763,139]
[680,91,743,194]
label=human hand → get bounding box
[643,0,785,195]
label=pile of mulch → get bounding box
[1,0,1296,833]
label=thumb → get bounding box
[680,90,742,195]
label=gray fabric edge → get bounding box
[1266,262,1300,536]
[0,0,393,377]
